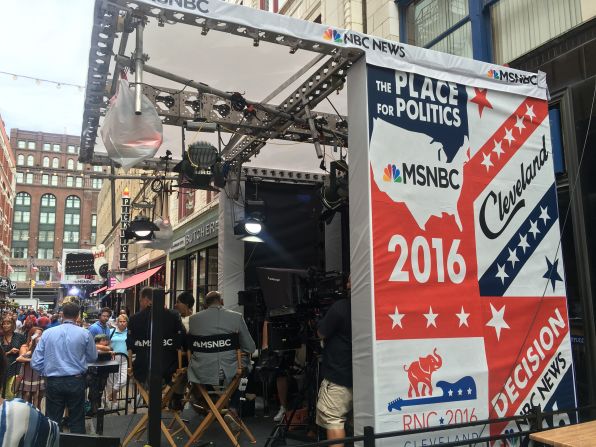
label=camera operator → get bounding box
[316,275,352,447]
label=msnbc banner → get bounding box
[359,63,575,445]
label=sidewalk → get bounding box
[89,408,315,446]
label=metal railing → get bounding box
[281,404,596,447]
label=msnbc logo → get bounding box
[323,27,343,44]
[487,69,501,80]
[383,164,402,183]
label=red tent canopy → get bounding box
[107,265,163,291]
[90,285,108,296]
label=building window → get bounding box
[41,174,49,185]
[64,213,80,225]
[39,212,56,224]
[51,175,58,186]
[66,196,81,208]
[52,144,60,152]
[63,231,80,243]
[38,248,54,259]
[37,266,51,281]
[67,159,74,170]
[52,157,59,169]
[25,173,33,184]
[38,230,55,242]
[43,143,51,151]
[17,140,26,149]
[77,162,83,170]
[12,229,28,241]
[11,247,28,258]
[41,194,56,207]
[26,155,34,167]
[15,192,31,206]
[27,141,35,150]
[91,214,97,245]
[490,0,582,64]
[9,266,27,282]
[66,176,74,187]
[17,154,24,166]
[93,166,103,172]
[67,145,76,154]
[75,177,83,188]
[16,172,23,183]
[92,178,103,189]
[43,156,50,167]
[14,211,31,223]
[406,0,472,58]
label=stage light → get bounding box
[240,234,264,243]
[68,287,80,296]
[244,217,263,235]
[128,215,159,238]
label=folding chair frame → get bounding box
[122,355,192,447]
[184,352,256,447]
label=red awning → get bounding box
[90,286,108,296]
[107,265,163,291]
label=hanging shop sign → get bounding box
[170,237,186,253]
[0,277,10,293]
[185,216,218,249]
[120,187,131,270]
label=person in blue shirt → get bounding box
[31,301,98,434]
[88,307,112,338]
[106,314,128,409]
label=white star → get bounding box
[448,389,453,397]
[424,306,438,328]
[467,388,472,395]
[507,247,519,268]
[514,115,526,133]
[458,388,463,396]
[492,139,504,159]
[481,152,493,172]
[528,220,540,239]
[486,303,510,341]
[456,306,470,327]
[539,206,550,225]
[389,307,405,329]
[495,263,509,285]
[518,233,530,253]
[525,104,536,122]
[504,127,515,146]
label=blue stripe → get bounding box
[479,183,558,296]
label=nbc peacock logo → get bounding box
[383,164,402,183]
[323,27,343,44]
[487,69,500,80]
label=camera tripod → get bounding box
[264,341,322,447]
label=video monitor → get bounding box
[257,267,307,313]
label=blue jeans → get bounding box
[46,375,87,434]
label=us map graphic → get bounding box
[366,65,575,446]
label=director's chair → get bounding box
[184,333,256,447]
[122,351,192,447]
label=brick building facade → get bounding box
[0,116,16,300]
[9,129,103,303]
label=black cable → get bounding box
[325,97,342,119]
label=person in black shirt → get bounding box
[316,275,352,447]
[126,287,186,385]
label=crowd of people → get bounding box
[0,279,354,447]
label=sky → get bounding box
[0,0,346,172]
[0,0,94,136]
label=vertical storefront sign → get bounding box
[120,187,130,270]
[351,61,575,445]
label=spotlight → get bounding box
[240,234,264,243]
[134,233,155,244]
[125,215,160,240]
[68,287,80,296]
[244,217,263,235]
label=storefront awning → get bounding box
[106,266,163,292]
[90,286,108,296]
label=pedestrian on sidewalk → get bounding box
[31,301,97,433]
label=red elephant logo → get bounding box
[404,348,443,398]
